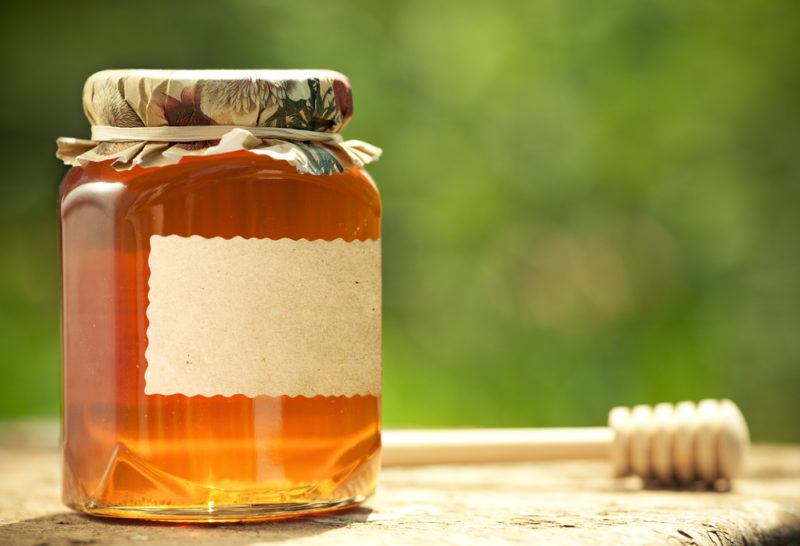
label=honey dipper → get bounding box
[382,399,749,485]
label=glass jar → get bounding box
[57,70,382,522]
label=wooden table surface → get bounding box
[1,422,799,546]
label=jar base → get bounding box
[63,438,381,523]
[69,495,368,523]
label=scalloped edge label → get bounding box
[145,235,381,397]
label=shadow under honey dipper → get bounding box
[382,399,749,490]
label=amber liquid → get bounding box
[59,152,381,521]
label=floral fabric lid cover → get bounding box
[56,69,381,175]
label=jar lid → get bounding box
[82,69,354,132]
[57,69,380,175]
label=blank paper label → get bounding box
[145,235,381,397]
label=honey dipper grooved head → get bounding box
[608,399,749,484]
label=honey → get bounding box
[57,71,382,521]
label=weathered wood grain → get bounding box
[1,421,798,545]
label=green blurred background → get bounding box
[0,1,798,440]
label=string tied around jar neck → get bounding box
[90,125,345,144]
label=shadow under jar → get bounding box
[57,70,382,522]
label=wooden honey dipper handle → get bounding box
[382,399,750,484]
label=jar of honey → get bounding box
[56,70,382,522]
